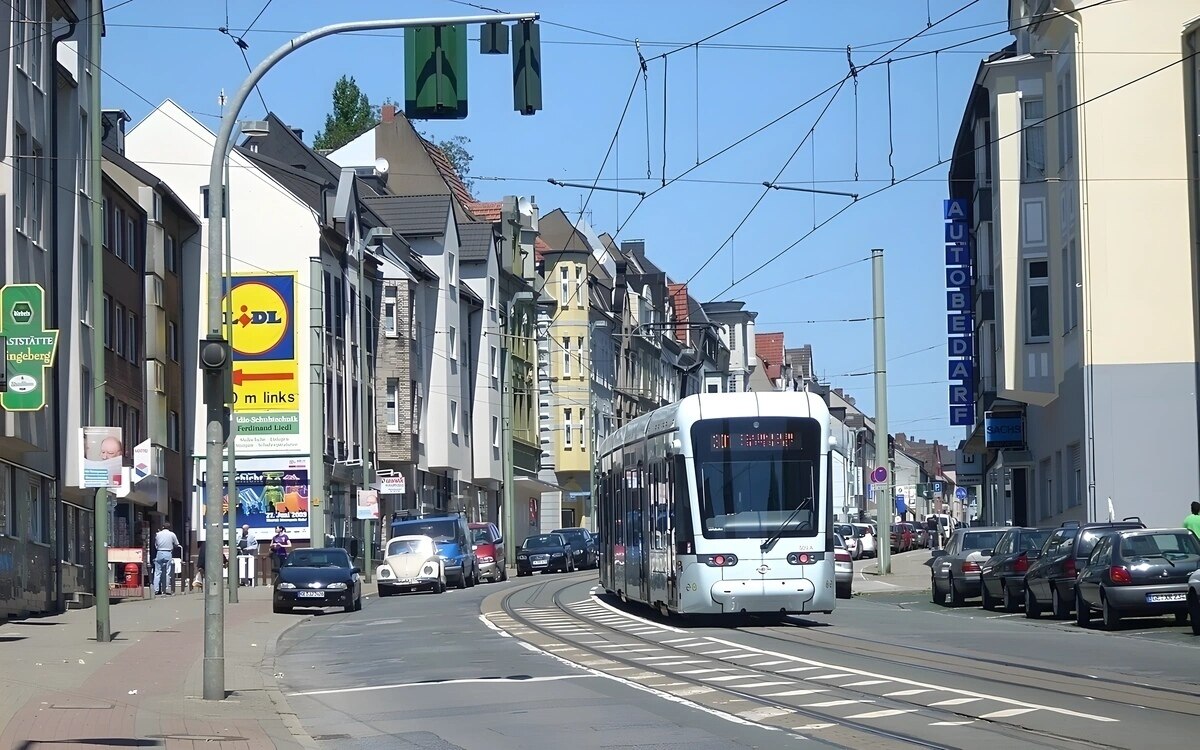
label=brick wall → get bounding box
[374,279,415,464]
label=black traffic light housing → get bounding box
[200,335,232,441]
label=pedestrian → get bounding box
[270,525,292,578]
[193,540,206,589]
[237,525,256,586]
[1184,501,1200,542]
[153,521,180,595]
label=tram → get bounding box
[596,391,837,617]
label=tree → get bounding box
[427,134,475,193]
[313,75,378,151]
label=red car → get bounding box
[469,522,507,582]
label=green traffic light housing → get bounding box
[405,25,469,120]
[480,22,508,54]
[512,20,542,115]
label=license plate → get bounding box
[297,591,325,599]
[531,561,547,567]
[1146,592,1185,603]
[396,578,416,584]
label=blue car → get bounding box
[389,512,480,589]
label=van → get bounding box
[389,512,480,588]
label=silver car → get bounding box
[931,526,1008,606]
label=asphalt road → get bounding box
[275,571,1200,749]
[274,576,815,749]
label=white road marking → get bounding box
[288,673,592,696]
[841,680,891,687]
[887,689,934,696]
[700,636,1118,723]
[678,669,727,675]
[806,673,858,680]
[699,649,746,655]
[805,699,873,708]
[846,709,918,719]
[662,637,707,645]
[764,689,829,697]
[930,697,981,707]
[930,721,976,726]
[778,666,821,673]
[746,660,792,667]
[674,685,717,696]
[587,593,689,633]
[738,707,793,721]
[728,681,792,689]
[704,675,760,682]
[980,708,1037,719]
[794,723,836,730]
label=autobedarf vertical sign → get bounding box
[0,284,59,412]
[944,198,974,427]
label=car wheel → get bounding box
[457,572,468,590]
[377,587,391,598]
[836,583,851,600]
[1173,611,1188,625]
[1052,587,1071,619]
[1189,593,1200,635]
[1101,593,1121,630]
[981,584,996,611]
[1002,582,1020,613]
[949,576,964,606]
[500,565,509,581]
[1024,586,1042,619]
[1075,588,1091,627]
[931,576,946,606]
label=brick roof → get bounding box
[469,201,503,222]
[420,138,474,210]
[756,332,786,381]
[534,236,550,262]
[668,283,690,344]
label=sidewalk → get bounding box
[0,580,354,749]
[853,548,935,595]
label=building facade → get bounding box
[950,0,1200,529]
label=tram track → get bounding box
[487,573,1131,750]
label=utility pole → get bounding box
[223,95,239,605]
[357,230,373,583]
[501,330,515,570]
[88,0,110,644]
[871,248,891,576]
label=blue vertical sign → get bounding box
[945,199,975,426]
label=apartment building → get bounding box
[702,301,758,392]
[949,0,1200,528]
[2,1,100,619]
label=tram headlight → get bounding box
[701,554,738,567]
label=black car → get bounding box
[1075,528,1200,629]
[516,533,575,575]
[553,527,597,570]
[273,547,363,614]
[1023,518,1145,619]
[979,526,1053,611]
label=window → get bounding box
[102,198,111,249]
[1069,443,1083,508]
[463,409,470,446]
[113,207,125,261]
[126,217,137,269]
[167,410,180,451]
[104,395,114,427]
[386,378,399,432]
[560,265,569,304]
[1022,97,1046,181]
[577,336,584,370]
[449,327,457,360]
[1061,242,1079,333]
[0,464,14,537]
[81,367,92,424]
[165,234,177,274]
[128,408,140,452]
[575,265,584,308]
[579,408,586,451]
[412,383,423,436]
[30,143,44,243]
[114,302,125,354]
[490,346,498,380]
[384,286,397,335]
[126,310,138,362]
[1025,260,1050,341]
[562,337,571,377]
[1057,69,1075,170]
[564,409,573,448]
[26,0,42,84]
[488,278,496,310]
[167,320,179,361]
[450,400,459,435]
[492,416,500,448]
[448,251,457,286]
[80,242,92,325]
[13,129,28,234]
[30,481,47,545]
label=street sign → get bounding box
[871,466,888,484]
[895,494,907,514]
[933,481,943,493]
[955,487,968,501]
[0,284,59,411]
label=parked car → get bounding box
[851,523,878,558]
[834,533,853,599]
[390,512,480,589]
[931,527,1008,606]
[834,524,863,559]
[907,522,929,549]
[469,522,507,582]
[1023,518,1145,619]
[273,547,362,614]
[980,526,1054,611]
[1075,528,1200,629]
[517,533,576,575]
[1188,569,1200,635]
[891,523,915,553]
[553,527,598,570]
[376,535,446,596]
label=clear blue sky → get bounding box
[102,0,1010,446]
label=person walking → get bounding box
[1184,501,1200,542]
[237,525,257,586]
[270,526,292,578]
[153,521,181,595]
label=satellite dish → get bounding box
[374,157,390,175]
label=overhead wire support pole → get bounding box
[762,182,858,201]
[871,248,891,576]
[201,9,540,703]
[548,178,645,197]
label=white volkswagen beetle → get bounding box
[376,535,447,596]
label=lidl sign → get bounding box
[0,284,59,412]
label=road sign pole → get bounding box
[871,248,891,576]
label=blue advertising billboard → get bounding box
[944,198,974,427]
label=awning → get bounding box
[513,476,562,495]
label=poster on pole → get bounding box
[79,426,124,489]
[356,489,380,520]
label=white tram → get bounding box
[596,391,837,617]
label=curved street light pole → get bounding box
[201,11,539,701]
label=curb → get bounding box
[261,613,318,749]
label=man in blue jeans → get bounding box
[153,521,181,595]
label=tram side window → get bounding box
[672,454,694,554]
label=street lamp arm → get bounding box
[206,10,540,335]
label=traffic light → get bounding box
[200,335,232,441]
[512,20,542,115]
[405,25,469,120]
[480,21,508,55]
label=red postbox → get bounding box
[123,562,141,587]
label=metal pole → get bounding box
[224,116,238,605]
[501,331,515,570]
[201,10,538,701]
[871,248,891,576]
[358,234,372,583]
[88,0,110,644]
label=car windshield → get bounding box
[835,524,856,537]
[394,520,457,543]
[387,539,430,556]
[471,528,495,544]
[1121,533,1200,560]
[692,417,821,540]
[1022,530,1052,551]
[962,531,1004,551]
[284,550,350,568]
[554,530,588,545]
[524,535,562,549]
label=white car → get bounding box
[1188,568,1200,635]
[834,534,853,599]
[376,535,447,596]
[851,523,878,558]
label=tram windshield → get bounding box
[692,417,821,540]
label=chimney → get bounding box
[290,127,304,140]
[101,109,131,155]
[382,103,396,123]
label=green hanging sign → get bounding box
[0,284,59,412]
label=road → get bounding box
[277,571,1200,749]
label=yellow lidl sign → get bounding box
[223,274,298,424]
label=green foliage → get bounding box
[313,75,378,151]
[430,134,475,192]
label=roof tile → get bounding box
[756,332,786,381]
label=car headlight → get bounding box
[517,555,527,560]
[326,582,348,590]
[478,555,494,563]
[551,552,564,558]
[377,567,392,578]
[277,582,296,590]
